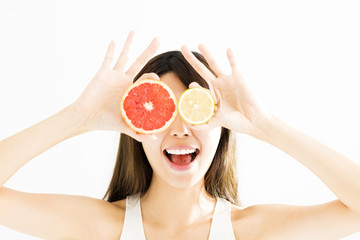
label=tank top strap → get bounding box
[120,194,236,240]
[120,193,146,240]
[208,197,236,240]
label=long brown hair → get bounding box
[103,51,240,205]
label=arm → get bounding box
[0,32,160,239]
[0,107,118,240]
[0,106,86,188]
[181,44,360,239]
[251,113,360,213]
[244,113,360,240]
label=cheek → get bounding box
[202,127,222,145]
[197,127,222,160]
[141,132,167,164]
[142,140,160,161]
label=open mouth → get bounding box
[163,148,200,166]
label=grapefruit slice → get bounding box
[121,79,177,134]
[178,87,215,125]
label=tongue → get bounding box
[170,154,192,165]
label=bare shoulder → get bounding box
[112,198,127,210]
[62,196,126,239]
[97,198,126,239]
[99,198,127,239]
[0,187,126,240]
[230,200,360,240]
[230,203,265,240]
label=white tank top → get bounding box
[120,193,236,240]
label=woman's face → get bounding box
[142,72,222,189]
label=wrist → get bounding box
[248,112,277,142]
[60,106,91,136]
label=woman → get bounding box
[0,31,359,239]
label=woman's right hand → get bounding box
[69,31,160,142]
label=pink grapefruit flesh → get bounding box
[121,79,177,134]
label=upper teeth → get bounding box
[166,149,196,155]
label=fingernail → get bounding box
[181,45,189,51]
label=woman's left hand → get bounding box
[181,44,270,135]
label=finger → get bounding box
[100,40,116,69]
[180,45,215,83]
[198,44,224,77]
[136,72,160,82]
[190,82,221,111]
[181,45,219,103]
[188,81,201,88]
[226,48,239,74]
[113,31,135,71]
[213,87,222,110]
[126,37,160,79]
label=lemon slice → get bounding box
[178,87,215,125]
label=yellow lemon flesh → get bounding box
[178,87,215,125]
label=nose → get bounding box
[169,114,191,137]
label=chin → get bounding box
[163,171,205,190]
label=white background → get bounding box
[1,0,360,239]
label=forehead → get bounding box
[160,72,187,98]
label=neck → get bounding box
[141,173,217,228]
